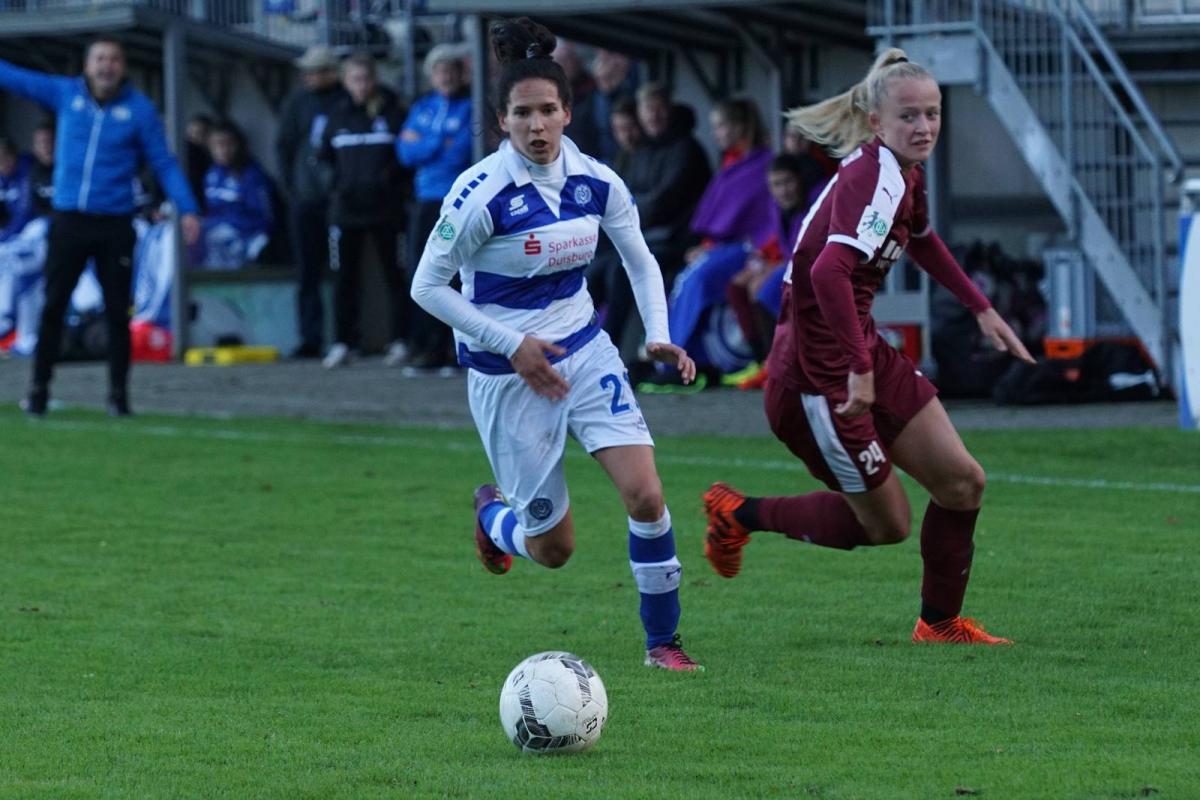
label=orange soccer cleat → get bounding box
[912,616,1012,645]
[473,484,512,575]
[702,482,752,578]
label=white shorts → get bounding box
[467,330,654,535]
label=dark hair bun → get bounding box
[490,17,557,66]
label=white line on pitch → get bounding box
[16,418,1200,496]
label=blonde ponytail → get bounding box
[785,48,933,158]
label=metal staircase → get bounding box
[868,0,1184,372]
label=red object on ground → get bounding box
[130,320,173,362]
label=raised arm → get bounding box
[0,59,67,110]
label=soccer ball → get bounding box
[499,651,608,754]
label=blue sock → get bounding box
[480,501,529,559]
[628,509,681,649]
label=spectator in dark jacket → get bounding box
[275,45,346,358]
[599,83,709,360]
[29,121,54,216]
[319,52,411,369]
[396,43,472,369]
[185,113,213,209]
[0,37,200,417]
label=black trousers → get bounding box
[406,199,456,365]
[32,212,137,398]
[330,222,410,348]
[290,200,330,352]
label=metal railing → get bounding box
[868,0,1183,333]
[0,0,408,50]
[1082,0,1200,27]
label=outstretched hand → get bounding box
[511,335,570,401]
[976,308,1036,365]
[645,342,696,384]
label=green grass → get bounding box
[1,406,1198,799]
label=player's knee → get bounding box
[935,462,986,510]
[537,539,574,569]
[865,516,911,545]
[623,480,665,522]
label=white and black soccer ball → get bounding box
[499,651,608,754]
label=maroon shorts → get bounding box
[764,341,937,493]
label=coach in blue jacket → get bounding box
[0,37,200,417]
[396,43,472,369]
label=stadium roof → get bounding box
[420,0,871,57]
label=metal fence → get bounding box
[0,0,409,50]
[869,0,1183,335]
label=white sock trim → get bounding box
[628,507,672,538]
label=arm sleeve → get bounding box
[397,106,438,167]
[601,176,670,344]
[442,106,475,174]
[906,231,991,314]
[139,105,199,215]
[810,242,873,374]
[410,200,526,358]
[826,155,903,261]
[0,60,66,110]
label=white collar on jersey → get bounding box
[500,136,590,187]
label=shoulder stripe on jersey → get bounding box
[452,172,492,210]
[472,266,586,309]
[783,175,838,284]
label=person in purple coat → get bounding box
[640,98,775,391]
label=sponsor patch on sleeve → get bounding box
[856,206,893,250]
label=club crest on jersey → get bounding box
[112,105,131,121]
[373,117,388,133]
[573,184,592,206]
[524,234,542,255]
[857,207,891,248]
[529,498,554,521]
[509,195,529,216]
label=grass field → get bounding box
[2,406,1198,799]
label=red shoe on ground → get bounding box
[912,616,1012,645]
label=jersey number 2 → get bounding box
[600,373,632,415]
[858,441,887,475]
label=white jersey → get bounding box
[412,137,669,373]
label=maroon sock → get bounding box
[919,501,979,618]
[757,492,872,550]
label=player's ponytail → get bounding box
[785,48,932,157]
[490,17,572,113]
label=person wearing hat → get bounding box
[275,45,346,359]
[395,42,472,370]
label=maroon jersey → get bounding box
[778,138,930,394]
